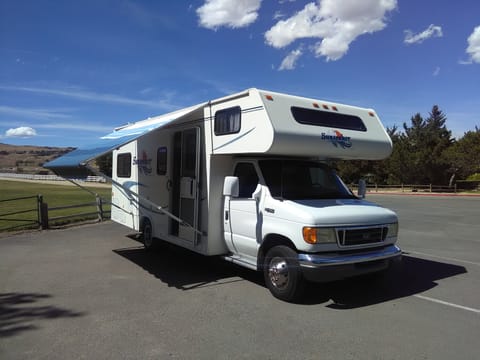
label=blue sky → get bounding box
[1,0,479,147]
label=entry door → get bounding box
[225,162,261,260]
[171,128,200,243]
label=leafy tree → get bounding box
[336,106,462,186]
[381,126,412,184]
[401,106,453,184]
[445,127,480,180]
[96,152,112,177]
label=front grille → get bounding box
[337,227,387,246]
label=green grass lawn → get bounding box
[0,180,112,231]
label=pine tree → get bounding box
[401,106,453,184]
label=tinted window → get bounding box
[215,106,241,135]
[117,153,131,178]
[157,147,167,175]
[259,160,354,200]
[291,106,367,132]
[234,162,259,198]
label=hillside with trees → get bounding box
[335,105,480,188]
[0,143,74,174]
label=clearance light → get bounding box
[303,227,337,244]
[386,222,399,239]
[332,106,338,111]
[369,111,375,117]
[265,95,274,101]
[322,104,329,110]
[313,103,320,108]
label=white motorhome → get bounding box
[46,88,401,302]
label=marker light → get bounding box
[386,222,399,239]
[303,227,337,244]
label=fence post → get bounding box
[429,184,432,193]
[37,195,43,229]
[39,198,49,230]
[96,195,104,221]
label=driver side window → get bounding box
[234,162,259,198]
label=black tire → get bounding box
[142,218,155,251]
[263,245,305,302]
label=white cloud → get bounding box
[279,48,303,70]
[465,25,480,64]
[273,11,285,20]
[0,85,176,110]
[197,0,262,29]
[0,105,72,120]
[5,126,37,138]
[404,24,443,45]
[265,0,397,61]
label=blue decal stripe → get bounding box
[213,127,256,151]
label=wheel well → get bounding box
[257,234,297,269]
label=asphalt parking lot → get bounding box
[1,194,479,359]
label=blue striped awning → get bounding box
[44,104,204,178]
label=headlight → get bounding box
[302,227,337,244]
[386,222,399,239]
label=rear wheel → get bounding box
[263,245,305,302]
[142,218,154,251]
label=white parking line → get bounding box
[405,250,480,267]
[414,295,480,314]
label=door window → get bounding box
[157,147,167,175]
[234,163,259,198]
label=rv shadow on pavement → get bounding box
[302,255,467,307]
[113,240,264,291]
[114,238,467,307]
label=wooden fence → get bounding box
[357,183,460,193]
[0,194,110,232]
[0,195,43,231]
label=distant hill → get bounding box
[0,143,75,174]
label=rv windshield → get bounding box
[259,160,355,200]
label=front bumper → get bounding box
[298,245,402,282]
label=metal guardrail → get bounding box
[0,173,106,183]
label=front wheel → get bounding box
[263,245,305,302]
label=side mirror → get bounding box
[358,179,366,199]
[223,176,239,197]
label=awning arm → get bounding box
[85,165,205,237]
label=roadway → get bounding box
[0,194,479,359]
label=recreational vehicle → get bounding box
[46,88,401,302]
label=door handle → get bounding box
[225,210,229,221]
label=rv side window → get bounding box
[117,153,132,178]
[157,147,167,175]
[234,162,259,198]
[291,106,367,132]
[214,106,241,135]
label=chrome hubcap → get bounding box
[268,257,289,290]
